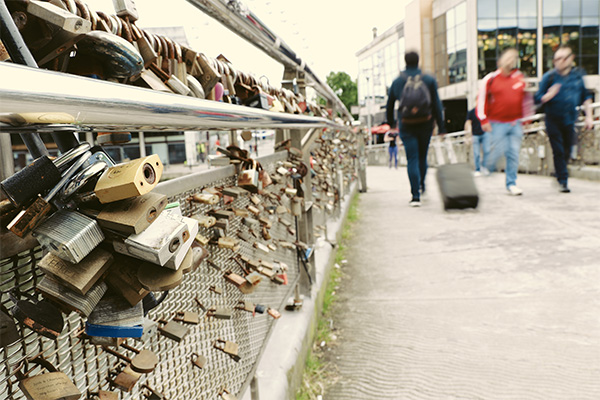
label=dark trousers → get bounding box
[400,123,433,199]
[545,116,574,185]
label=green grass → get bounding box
[296,192,360,400]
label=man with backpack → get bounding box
[386,51,446,207]
[534,45,594,193]
[476,48,531,196]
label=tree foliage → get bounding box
[319,71,358,118]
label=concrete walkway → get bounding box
[324,166,600,399]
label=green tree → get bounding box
[319,71,358,118]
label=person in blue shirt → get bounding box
[535,45,594,193]
[384,129,399,169]
[386,51,446,207]
[464,106,489,176]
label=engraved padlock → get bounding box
[38,247,113,295]
[93,155,163,204]
[7,149,93,237]
[1,142,90,207]
[94,191,167,235]
[17,357,81,400]
[32,210,105,264]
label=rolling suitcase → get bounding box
[436,163,479,210]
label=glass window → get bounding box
[518,18,537,30]
[498,18,517,29]
[456,2,467,24]
[562,0,580,18]
[168,143,186,164]
[581,0,599,16]
[447,27,457,51]
[456,23,467,49]
[543,0,562,18]
[581,56,599,74]
[447,8,456,27]
[498,0,517,18]
[582,37,599,56]
[582,18,599,36]
[478,0,497,19]
[478,18,497,31]
[518,0,537,18]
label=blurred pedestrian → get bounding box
[534,45,594,193]
[198,142,206,163]
[477,48,530,196]
[464,105,489,176]
[386,50,446,207]
[384,128,399,169]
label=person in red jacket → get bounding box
[476,48,529,196]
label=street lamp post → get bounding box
[366,75,372,146]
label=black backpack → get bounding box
[399,73,432,124]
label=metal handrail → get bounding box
[0,63,348,132]
[185,0,354,121]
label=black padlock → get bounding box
[142,291,168,316]
[0,305,20,347]
[1,142,90,207]
[9,291,64,340]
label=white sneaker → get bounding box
[507,185,523,196]
[480,167,491,177]
[474,171,482,177]
[409,199,421,207]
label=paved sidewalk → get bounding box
[323,166,600,399]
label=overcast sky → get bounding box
[84,0,407,86]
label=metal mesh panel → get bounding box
[0,157,301,400]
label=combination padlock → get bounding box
[1,142,90,207]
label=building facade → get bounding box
[356,0,599,132]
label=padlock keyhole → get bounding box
[147,208,157,222]
[143,163,156,184]
[169,238,181,253]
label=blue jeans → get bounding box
[545,116,574,185]
[388,146,398,168]
[400,126,432,199]
[472,133,490,172]
[485,121,523,188]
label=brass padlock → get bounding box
[219,388,238,400]
[94,155,163,204]
[218,237,240,251]
[17,357,81,400]
[103,343,158,373]
[111,364,141,392]
[38,247,113,295]
[190,193,219,205]
[137,261,184,291]
[104,254,150,306]
[224,271,247,288]
[191,353,207,369]
[232,207,249,218]
[174,311,199,325]
[245,271,262,287]
[158,319,189,342]
[209,285,223,295]
[142,384,165,400]
[291,196,303,216]
[95,191,167,235]
[247,205,260,216]
[193,214,216,228]
[195,233,210,246]
[213,339,240,362]
[235,301,255,313]
[253,242,269,253]
[222,186,245,199]
[207,306,232,320]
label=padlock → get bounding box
[111,364,141,392]
[242,216,260,229]
[0,305,20,347]
[207,306,232,320]
[245,271,263,287]
[7,149,92,237]
[221,186,245,199]
[224,271,247,288]
[258,217,272,228]
[237,230,252,243]
[254,304,267,314]
[87,292,144,329]
[137,260,183,291]
[164,216,198,270]
[131,26,156,67]
[92,390,119,400]
[219,388,238,400]
[142,384,165,400]
[195,233,210,246]
[103,343,158,373]
[253,242,269,253]
[1,142,90,207]
[261,227,271,241]
[59,159,110,202]
[38,247,113,295]
[188,240,210,273]
[94,191,167,235]
[113,211,190,266]
[191,353,207,369]
[32,210,105,264]
[213,339,240,362]
[174,311,199,325]
[192,214,216,228]
[136,317,159,343]
[214,218,228,231]
[190,193,219,205]
[93,155,163,204]
[17,356,81,400]
[267,308,282,319]
[113,0,139,21]
[238,160,260,193]
[89,336,125,348]
[197,53,220,93]
[235,301,255,313]
[291,196,303,216]
[158,319,188,342]
[217,236,240,251]
[209,285,223,295]
[105,254,149,306]
[37,276,107,317]
[209,209,235,220]
[9,291,64,340]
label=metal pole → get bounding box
[0,0,38,67]
[250,376,260,400]
[0,133,14,181]
[366,76,373,146]
[139,132,147,157]
[19,132,49,158]
[51,132,80,152]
